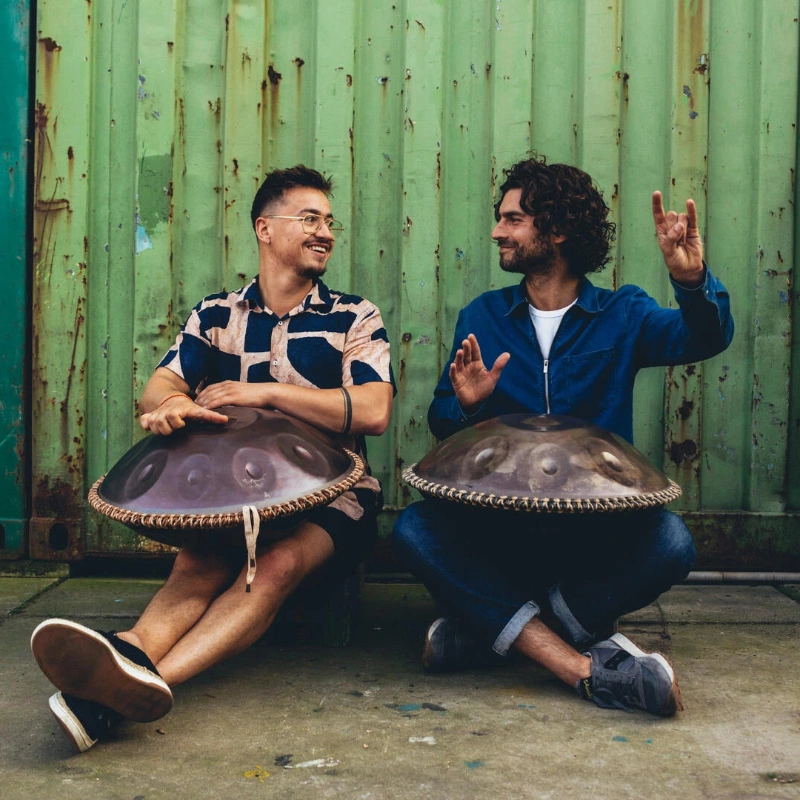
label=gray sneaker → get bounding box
[578,632,683,717]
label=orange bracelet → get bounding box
[158,392,190,407]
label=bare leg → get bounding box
[149,522,334,686]
[513,618,591,686]
[116,545,239,664]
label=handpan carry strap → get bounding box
[243,505,260,593]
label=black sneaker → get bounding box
[422,618,499,672]
[577,632,683,717]
[49,692,123,753]
[31,618,173,722]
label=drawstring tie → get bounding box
[243,505,260,592]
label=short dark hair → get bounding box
[251,165,333,229]
[496,154,616,276]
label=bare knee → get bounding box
[249,546,308,597]
[169,546,238,598]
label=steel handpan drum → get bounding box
[403,414,681,512]
[88,406,364,545]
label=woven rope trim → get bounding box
[88,449,364,529]
[402,465,681,513]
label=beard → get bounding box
[295,263,328,280]
[498,234,556,276]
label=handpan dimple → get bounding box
[177,454,214,501]
[541,457,558,476]
[403,414,681,512]
[231,446,277,498]
[123,450,168,500]
[463,436,510,480]
[276,433,330,478]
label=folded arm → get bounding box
[194,379,393,437]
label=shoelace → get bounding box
[243,505,260,592]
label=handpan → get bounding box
[402,414,681,512]
[88,406,364,545]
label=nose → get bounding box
[491,221,503,240]
[314,221,335,239]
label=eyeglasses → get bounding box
[262,214,344,235]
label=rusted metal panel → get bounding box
[0,1,31,558]
[30,0,800,567]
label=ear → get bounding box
[551,232,567,246]
[254,217,271,244]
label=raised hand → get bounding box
[652,191,704,287]
[449,334,510,414]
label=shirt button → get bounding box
[273,360,278,366]
[278,321,282,326]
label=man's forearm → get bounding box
[139,368,193,414]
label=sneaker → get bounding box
[31,619,173,722]
[422,617,497,673]
[49,692,122,752]
[577,632,683,717]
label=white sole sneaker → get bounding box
[31,619,173,722]
[49,692,97,753]
[608,632,676,682]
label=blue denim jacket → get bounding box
[428,266,733,444]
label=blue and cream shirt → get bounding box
[158,276,395,519]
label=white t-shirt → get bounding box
[528,299,577,359]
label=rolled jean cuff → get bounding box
[548,584,592,646]
[492,600,540,656]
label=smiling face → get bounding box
[491,188,558,276]
[256,187,336,280]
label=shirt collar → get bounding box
[236,277,334,313]
[303,279,334,311]
[506,276,602,317]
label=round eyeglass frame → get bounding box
[262,214,344,235]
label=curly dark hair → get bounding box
[495,155,616,276]
[251,164,333,229]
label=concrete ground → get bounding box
[1,574,799,800]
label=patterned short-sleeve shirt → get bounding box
[158,276,395,519]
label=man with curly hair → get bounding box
[393,155,733,717]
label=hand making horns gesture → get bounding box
[652,191,705,288]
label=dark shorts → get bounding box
[304,486,381,571]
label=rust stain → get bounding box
[267,64,282,85]
[35,198,70,212]
[39,37,61,52]
[33,474,82,518]
[678,399,695,420]
[669,439,697,465]
[294,57,305,68]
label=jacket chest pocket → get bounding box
[562,348,617,418]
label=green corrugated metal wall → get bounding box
[0,1,30,558]
[23,0,800,569]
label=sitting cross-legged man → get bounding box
[31,165,394,751]
[393,155,733,717]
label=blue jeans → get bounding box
[392,499,695,655]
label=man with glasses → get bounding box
[31,165,395,751]
[393,155,733,718]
